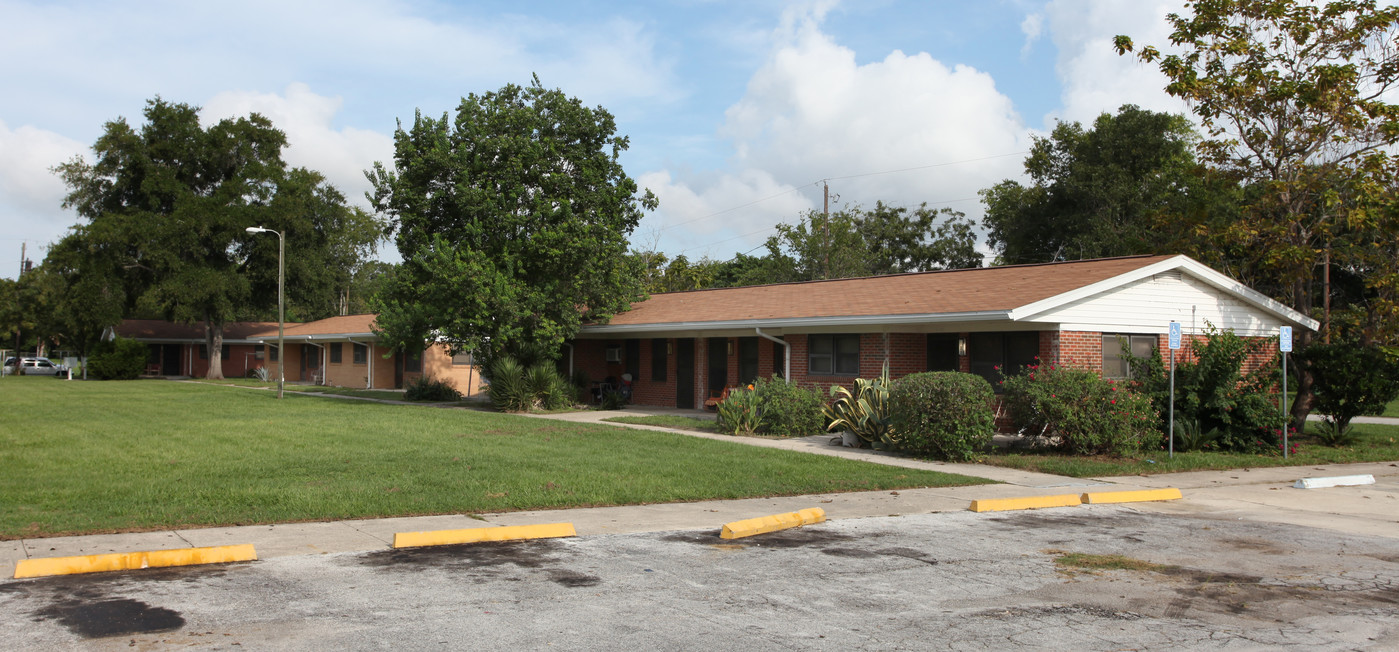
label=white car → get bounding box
[2,357,68,376]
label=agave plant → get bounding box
[823,363,896,447]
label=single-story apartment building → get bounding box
[115,319,284,378]
[567,254,1318,409]
[248,314,485,396]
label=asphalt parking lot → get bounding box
[4,504,1397,651]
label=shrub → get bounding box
[485,356,571,411]
[752,375,824,437]
[600,390,627,410]
[888,372,996,461]
[87,337,147,380]
[404,375,462,402]
[716,387,762,435]
[1127,323,1284,452]
[1299,339,1399,438]
[570,369,592,404]
[823,364,895,447]
[1002,363,1158,456]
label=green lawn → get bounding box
[0,377,989,538]
[602,415,722,433]
[981,422,1399,478]
[184,378,411,401]
[1383,396,1399,418]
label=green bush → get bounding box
[823,364,895,447]
[716,387,762,435]
[888,372,996,461]
[87,337,147,380]
[1127,323,1284,452]
[404,375,462,402]
[600,390,627,410]
[752,376,824,437]
[486,356,572,412]
[1299,339,1399,438]
[1002,363,1158,456]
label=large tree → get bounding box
[761,202,981,282]
[56,98,382,378]
[1116,0,1399,425]
[367,78,656,366]
[981,105,1212,264]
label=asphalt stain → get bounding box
[547,569,601,588]
[661,527,858,549]
[976,603,1142,621]
[358,539,563,572]
[34,598,184,638]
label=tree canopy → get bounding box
[367,78,655,366]
[54,97,383,377]
[981,105,1212,264]
[1116,0,1399,424]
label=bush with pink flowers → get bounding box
[1001,362,1159,456]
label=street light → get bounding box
[246,226,285,399]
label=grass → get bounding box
[602,415,722,433]
[1047,550,1172,575]
[982,423,1399,478]
[0,377,991,539]
[1384,396,1399,418]
[184,377,409,401]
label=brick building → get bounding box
[115,319,285,378]
[567,255,1318,409]
[249,314,484,396]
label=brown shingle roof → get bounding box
[250,314,378,339]
[599,255,1176,326]
[116,319,288,341]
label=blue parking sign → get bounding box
[1168,322,1181,350]
[1280,326,1292,352]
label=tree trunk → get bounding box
[204,319,225,380]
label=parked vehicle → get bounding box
[2,357,68,376]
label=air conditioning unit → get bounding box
[605,347,622,363]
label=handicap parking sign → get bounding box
[1168,322,1181,350]
[1280,326,1292,352]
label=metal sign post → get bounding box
[1168,321,1181,459]
[1280,326,1292,459]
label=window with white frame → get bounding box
[1102,334,1157,379]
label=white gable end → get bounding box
[1022,270,1288,336]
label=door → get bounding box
[675,338,695,409]
[707,337,728,396]
[737,337,759,385]
[161,344,180,375]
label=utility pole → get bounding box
[1323,245,1331,344]
[822,181,829,277]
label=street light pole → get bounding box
[246,226,285,399]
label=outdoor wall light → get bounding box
[958,335,967,357]
[728,340,734,356]
[667,341,673,355]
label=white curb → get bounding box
[1293,474,1376,489]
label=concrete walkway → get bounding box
[5,399,1398,580]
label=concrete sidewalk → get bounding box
[5,401,1398,580]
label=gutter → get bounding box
[348,338,374,389]
[754,328,789,381]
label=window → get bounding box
[969,332,1039,391]
[926,333,960,372]
[403,350,422,373]
[329,342,343,364]
[1102,334,1157,379]
[808,334,860,376]
[221,345,230,360]
[269,345,278,362]
[254,349,264,360]
[651,339,667,382]
[452,350,473,366]
[353,343,368,364]
[200,345,230,360]
[738,337,759,385]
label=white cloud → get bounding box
[203,84,394,206]
[1042,0,1188,126]
[1020,13,1044,59]
[0,120,87,270]
[641,3,1030,260]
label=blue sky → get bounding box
[0,0,1191,278]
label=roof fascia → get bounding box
[1008,255,1321,331]
[579,310,1011,335]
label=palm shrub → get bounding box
[823,363,896,447]
[1002,363,1158,456]
[716,387,762,435]
[525,363,571,410]
[888,372,996,461]
[486,356,531,412]
[1298,339,1399,445]
[752,375,824,437]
